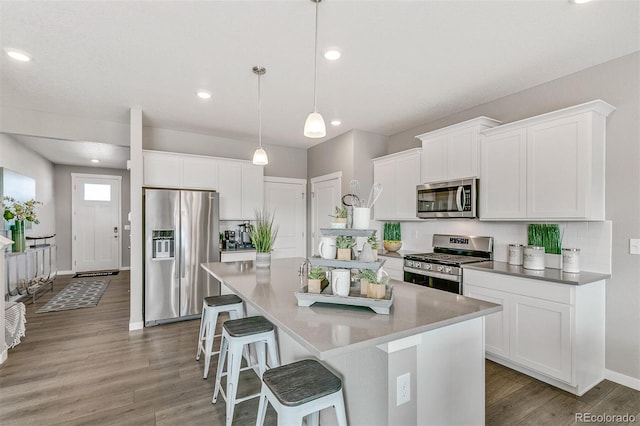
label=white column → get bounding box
[129,108,144,330]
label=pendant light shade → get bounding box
[304,112,326,138]
[252,147,268,166]
[304,0,326,138]
[252,66,268,166]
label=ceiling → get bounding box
[1,1,638,169]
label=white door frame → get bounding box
[264,176,307,258]
[71,173,122,273]
[310,171,342,255]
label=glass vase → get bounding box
[11,220,26,252]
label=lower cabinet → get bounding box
[463,269,604,396]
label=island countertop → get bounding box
[201,257,501,360]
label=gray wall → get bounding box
[144,126,307,179]
[54,165,131,271]
[388,52,640,381]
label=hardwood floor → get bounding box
[1,271,638,425]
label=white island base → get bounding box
[203,258,499,426]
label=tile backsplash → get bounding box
[373,220,612,274]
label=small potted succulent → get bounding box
[307,266,327,294]
[383,222,402,252]
[367,235,379,261]
[367,270,389,300]
[357,269,377,295]
[335,235,355,260]
[330,205,348,229]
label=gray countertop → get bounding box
[463,261,610,285]
[201,257,501,360]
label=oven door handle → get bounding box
[404,267,461,282]
[456,186,464,212]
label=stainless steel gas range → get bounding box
[403,234,493,294]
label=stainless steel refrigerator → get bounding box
[144,188,220,326]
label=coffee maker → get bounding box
[236,222,254,249]
[222,230,237,250]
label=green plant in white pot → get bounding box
[250,209,278,268]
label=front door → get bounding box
[72,174,121,272]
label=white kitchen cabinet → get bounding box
[480,100,615,220]
[143,150,217,190]
[220,250,256,262]
[416,117,500,183]
[463,284,510,358]
[218,160,264,220]
[463,268,605,396]
[373,148,421,220]
[379,255,404,281]
[143,150,183,188]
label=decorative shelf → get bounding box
[308,256,385,271]
[295,283,393,315]
[319,228,377,238]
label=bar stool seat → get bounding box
[256,359,348,426]
[195,294,244,379]
[212,315,280,426]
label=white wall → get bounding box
[0,134,56,238]
[387,52,640,384]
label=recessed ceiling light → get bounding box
[330,119,342,126]
[323,49,341,61]
[570,0,592,3]
[5,48,32,62]
[196,91,212,99]
[91,159,100,163]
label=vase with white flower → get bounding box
[2,196,42,252]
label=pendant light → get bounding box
[304,0,326,138]
[252,66,268,166]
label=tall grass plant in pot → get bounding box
[250,209,278,268]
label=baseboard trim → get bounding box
[605,369,640,391]
[120,266,130,271]
[129,321,144,331]
[0,348,7,364]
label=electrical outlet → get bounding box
[630,238,640,255]
[396,372,410,406]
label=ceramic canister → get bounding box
[562,248,581,273]
[508,244,524,266]
[523,246,545,270]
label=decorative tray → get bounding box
[295,283,393,315]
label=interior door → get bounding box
[311,173,341,256]
[264,177,306,259]
[72,174,121,272]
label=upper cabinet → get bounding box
[143,150,263,220]
[416,117,501,183]
[480,100,615,221]
[143,150,218,190]
[373,148,421,220]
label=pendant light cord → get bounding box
[258,71,262,148]
[313,0,319,113]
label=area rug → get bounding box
[36,280,110,313]
[73,270,119,278]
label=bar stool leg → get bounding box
[255,383,269,426]
[212,334,228,404]
[266,334,280,369]
[334,389,348,426]
[225,344,244,426]
[202,310,220,379]
[196,302,208,361]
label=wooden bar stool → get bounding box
[195,294,245,379]
[212,315,280,426]
[256,359,348,426]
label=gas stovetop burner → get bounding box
[406,253,490,266]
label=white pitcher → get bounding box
[331,269,350,297]
[318,236,337,259]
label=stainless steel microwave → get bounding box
[416,178,477,218]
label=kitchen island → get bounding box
[202,257,501,425]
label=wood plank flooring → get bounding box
[2,271,638,425]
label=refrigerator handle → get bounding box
[179,226,186,278]
[175,227,181,279]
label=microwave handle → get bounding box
[456,186,464,212]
